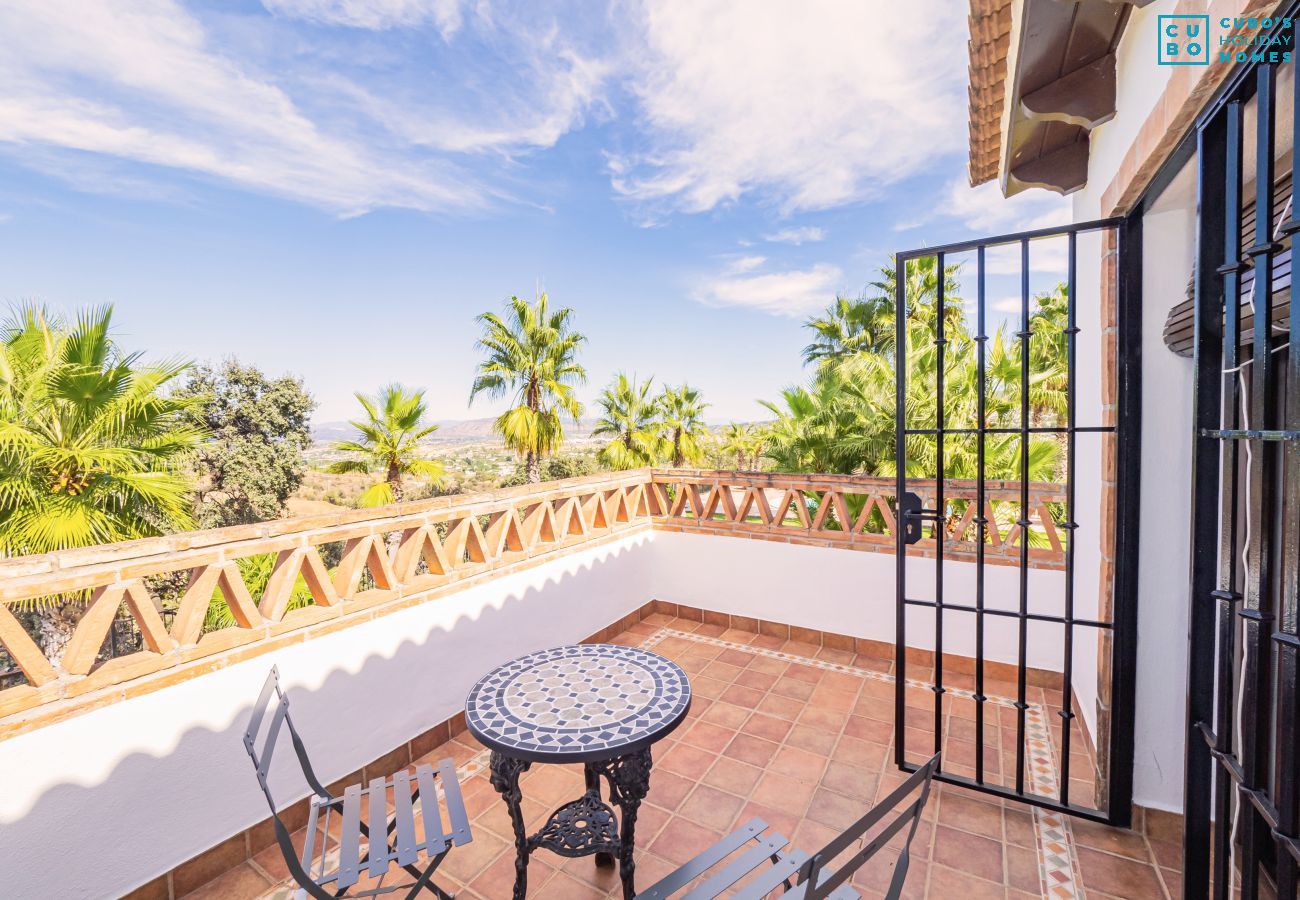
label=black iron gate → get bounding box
[1184,19,1300,898]
[892,219,1140,825]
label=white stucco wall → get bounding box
[0,533,658,899]
[1134,161,1198,811]
[1070,0,1195,812]
[651,532,1067,672]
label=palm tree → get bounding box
[593,374,663,470]
[469,294,587,483]
[658,384,709,467]
[328,385,446,506]
[802,293,894,369]
[0,305,204,663]
[718,423,763,471]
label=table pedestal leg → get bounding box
[489,751,532,900]
[584,763,616,868]
[592,748,653,900]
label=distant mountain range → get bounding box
[311,415,750,446]
[311,417,599,445]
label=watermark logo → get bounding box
[1158,14,1209,65]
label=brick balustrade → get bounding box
[0,468,1065,736]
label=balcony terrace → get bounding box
[0,470,1178,899]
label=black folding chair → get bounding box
[243,666,473,899]
[636,754,939,900]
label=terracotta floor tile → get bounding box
[531,871,608,900]
[740,712,793,743]
[936,791,1004,837]
[677,784,745,832]
[679,720,735,754]
[786,722,839,755]
[925,863,1004,899]
[737,800,803,841]
[931,825,1005,885]
[808,786,874,831]
[659,742,717,779]
[716,648,756,668]
[820,760,878,802]
[701,659,744,683]
[769,745,829,782]
[785,662,825,685]
[1071,814,1153,860]
[720,683,765,708]
[645,770,694,810]
[181,863,270,900]
[699,701,750,730]
[1006,843,1042,893]
[702,757,763,796]
[751,771,817,814]
[734,668,778,692]
[771,675,817,701]
[723,733,779,768]
[747,655,788,676]
[467,848,555,899]
[649,817,724,866]
[755,692,807,720]
[1076,845,1167,898]
[440,828,509,884]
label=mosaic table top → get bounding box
[464,644,691,762]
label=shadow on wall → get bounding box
[0,533,656,899]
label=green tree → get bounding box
[658,383,709,467]
[802,293,895,369]
[177,360,315,527]
[470,293,587,483]
[717,423,764,471]
[328,385,446,506]
[593,374,663,470]
[0,305,204,662]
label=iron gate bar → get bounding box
[1059,230,1079,807]
[1187,84,1232,900]
[1240,62,1280,900]
[894,252,907,775]
[1279,35,1300,896]
[893,219,1122,258]
[901,598,1111,629]
[1203,428,1300,440]
[1014,237,1031,797]
[906,425,1116,435]
[933,250,947,763]
[1211,102,1242,894]
[975,244,988,788]
[893,214,1137,826]
[1214,99,1244,889]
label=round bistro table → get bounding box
[465,644,691,899]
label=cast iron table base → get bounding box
[489,747,653,900]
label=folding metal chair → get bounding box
[635,753,939,900]
[243,666,473,899]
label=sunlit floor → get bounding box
[183,614,1183,899]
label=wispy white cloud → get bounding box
[693,259,842,317]
[725,254,767,273]
[262,0,464,35]
[764,226,825,245]
[0,0,611,215]
[942,177,1070,234]
[610,0,966,215]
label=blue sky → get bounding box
[0,0,1069,423]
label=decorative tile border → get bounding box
[646,627,1084,899]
